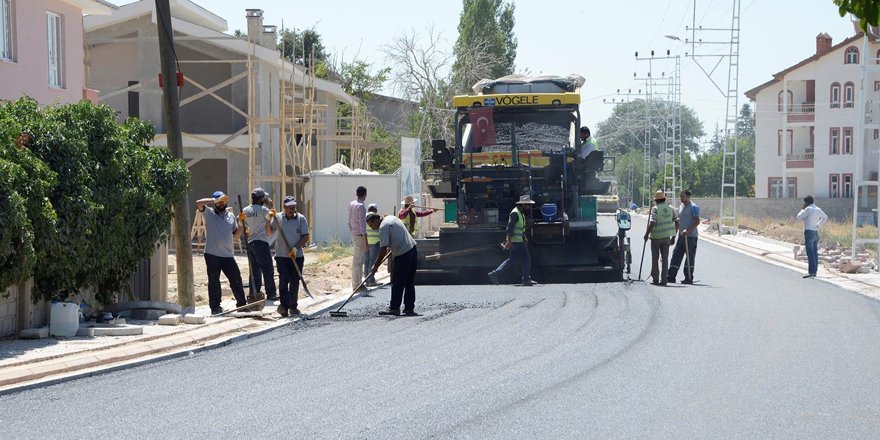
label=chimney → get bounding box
[245,9,263,45]
[816,33,832,56]
[262,25,277,49]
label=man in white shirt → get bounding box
[796,195,828,279]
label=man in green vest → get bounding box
[365,203,381,286]
[644,190,679,286]
[488,195,536,286]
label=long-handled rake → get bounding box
[329,253,391,318]
[271,216,314,299]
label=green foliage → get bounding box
[339,60,390,102]
[736,103,755,139]
[454,0,517,82]
[835,0,880,31]
[278,27,329,68]
[369,124,402,174]
[596,99,705,157]
[0,98,189,304]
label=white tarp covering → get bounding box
[312,163,379,175]
[471,74,586,94]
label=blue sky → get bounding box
[122,0,856,138]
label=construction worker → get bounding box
[644,190,679,286]
[365,204,380,286]
[266,196,309,317]
[796,195,828,279]
[488,195,536,286]
[196,191,247,315]
[348,186,368,291]
[368,213,419,316]
[578,126,599,159]
[243,187,276,301]
[398,195,437,237]
[667,189,701,284]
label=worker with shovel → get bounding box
[398,195,438,237]
[488,195,536,286]
[196,191,248,315]
[644,190,679,286]
[243,187,276,301]
[368,212,419,316]
[266,196,309,317]
[667,189,700,284]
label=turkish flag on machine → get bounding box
[470,107,496,147]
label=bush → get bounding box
[0,97,189,304]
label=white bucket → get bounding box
[485,208,499,223]
[50,302,80,337]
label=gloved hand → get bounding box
[269,209,276,217]
[670,236,676,246]
[238,211,246,221]
[288,248,298,259]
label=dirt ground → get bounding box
[166,250,386,305]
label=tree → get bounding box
[595,99,705,156]
[338,59,390,102]
[736,103,755,140]
[707,123,724,154]
[278,27,329,72]
[454,0,517,87]
[835,0,880,31]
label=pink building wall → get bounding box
[0,0,88,105]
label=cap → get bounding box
[251,187,268,198]
[402,195,416,205]
[283,196,297,207]
[212,190,225,199]
[516,195,536,205]
[366,212,382,222]
[367,203,378,209]
[654,190,666,201]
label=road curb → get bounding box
[0,292,368,396]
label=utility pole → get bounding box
[156,0,195,314]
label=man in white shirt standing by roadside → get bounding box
[796,195,829,279]
[348,186,368,291]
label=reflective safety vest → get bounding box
[403,210,417,236]
[367,225,380,245]
[511,207,526,243]
[650,203,676,239]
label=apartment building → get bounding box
[746,31,879,205]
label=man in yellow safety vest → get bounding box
[644,190,679,286]
[488,195,536,286]
[398,195,437,237]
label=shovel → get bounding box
[329,253,391,318]
[271,216,315,299]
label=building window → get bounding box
[830,82,841,108]
[843,127,853,154]
[829,174,840,198]
[777,90,793,112]
[769,177,797,198]
[47,11,63,88]
[0,0,12,61]
[830,127,840,154]
[845,46,859,64]
[844,81,855,108]
[843,174,853,198]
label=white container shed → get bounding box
[304,174,402,243]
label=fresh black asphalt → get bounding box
[3,216,880,439]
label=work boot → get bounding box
[681,278,694,285]
[402,309,420,317]
[211,307,224,315]
[290,307,301,315]
[666,277,676,284]
[379,308,401,316]
[276,305,288,317]
[488,271,499,285]
[521,278,535,286]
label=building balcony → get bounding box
[785,151,814,169]
[786,103,815,123]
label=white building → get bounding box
[746,31,879,205]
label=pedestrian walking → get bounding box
[667,189,700,284]
[243,187,277,301]
[488,195,536,286]
[196,191,248,314]
[368,213,419,316]
[348,186,368,291]
[644,190,679,286]
[796,195,828,279]
[398,195,438,237]
[266,196,310,317]
[365,203,380,286]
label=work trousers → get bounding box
[667,236,698,282]
[650,237,671,284]
[205,253,247,310]
[275,256,304,310]
[246,240,276,299]
[351,234,367,290]
[366,243,380,284]
[494,242,531,283]
[390,246,418,311]
[804,230,819,276]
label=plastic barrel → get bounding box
[50,302,80,337]
[540,203,557,222]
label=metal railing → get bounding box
[784,103,815,114]
[785,152,814,161]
